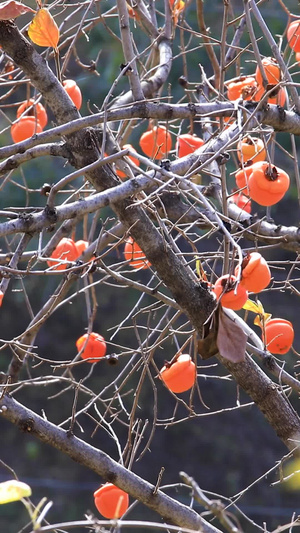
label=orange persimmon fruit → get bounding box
[287,19,300,53]
[253,86,286,107]
[235,252,271,293]
[0,290,3,307]
[255,57,281,87]
[11,116,43,143]
[94,483,129,518]
[116,144,140,178]
[176,133,204,157]
[230,191,251,214]
[160,353,196,393]
[124,237,150,269]
[262,318,294,354]
[248,161,290,206]
[235,162,256,191]
[17,98,48,129]
[47,237,78,271]
[76,332,107,363]
[139,125,172,160]
[213,274,248,310]
[237,137,266,164]
[62,79,82,110]
[227,76,257,101]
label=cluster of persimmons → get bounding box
[7,10,300,520]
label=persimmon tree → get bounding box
[1,0,300,531]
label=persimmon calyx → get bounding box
[264,166,279,181]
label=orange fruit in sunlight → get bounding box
[160,353,196,393]
[227,76,257,101]
[255,57,281,87]
[176,134,204,157]
[235,163,256,191]
[287,20,300,53]
[262,318,294,354]
[248,161,290,206]
[230,192,251,214]
[62,79,82,110]
[17,98,48,129]
[11,116,43,143]
[213,274,248,310]
[94,484,129,518]
[237,137,266,164]
[235,252,271,293]
[253,86,286,107]
[139,125,172,160]
[76,332,107,363]
[124,237,151,269]
[47,238,78,271]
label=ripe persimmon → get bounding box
[160,353,196,393]
[74,240,89,257]
[47,237,78,271]
[94,483,129,518]
[176,133,204,157]
[62,79,82,110]
[255,57,281,87]
[116,144,140,178]
[237,137,266,164]
[227,76,257,101]
[253,86,286,107]
[235,252,271,293]
[213,274,248,310]
[230,192,251,214]
[0,290,4,307]
[17,98,48,129]
[287,19,300,53]
[248,161,290,206]
[139,125,172,159]
[235,162,256,191]
[76,332,107,362]
[262,318,294,354]
[124,237,150,269]
[11,116,43,143]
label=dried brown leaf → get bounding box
[0,1,35,20]
[217,310,247,363]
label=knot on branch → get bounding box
[44,204,58,223]
[19,417,35,433]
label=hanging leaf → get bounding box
[198,309,219,360]
[28,8,60,49]
[195,257,207,281]
[0,1,35,20]
[217,309,247,363]
[242,299,261,314]
[0,480,31,504]
[198,326,218,360]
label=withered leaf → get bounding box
[0,1,35,20]
[197,310,218,360]
[217,309,247,363]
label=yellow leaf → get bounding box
[0,480,31,504]
[283,458,300,491]
[195,257,207,281]
[28,8,59,49]
[242,299,261,314]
